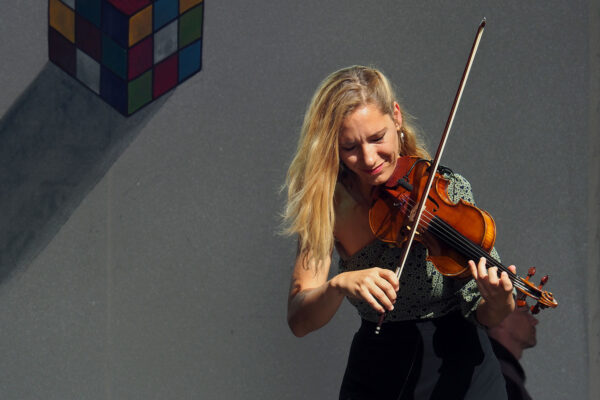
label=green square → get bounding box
[179,4,203,49]
[128,70,152,114]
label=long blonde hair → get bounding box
[283,66,429,263]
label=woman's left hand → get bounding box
[469,257,516,327]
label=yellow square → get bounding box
[129,5,153,47]
[49,0,75,43]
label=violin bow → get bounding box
[376,19,487,333]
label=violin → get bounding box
[367,19,557,334]
[369,155,558,314]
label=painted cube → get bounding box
[48,0,204,115]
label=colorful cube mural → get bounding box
[48,0,204,115]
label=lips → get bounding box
[364,163,384,175]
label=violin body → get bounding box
[370,156,496,278]
[369,156,558,312]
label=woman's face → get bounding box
[338,102,402,192]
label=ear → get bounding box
[393,102,403,128]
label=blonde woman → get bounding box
[283,66,514,399]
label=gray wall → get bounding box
[0,1,597,399]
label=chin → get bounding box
[360,173,387,188]
[372,175,389,187]
[376,166,395,185]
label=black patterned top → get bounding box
[338,173,499,323]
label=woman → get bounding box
[283,66,515,399]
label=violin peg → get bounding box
[516,299,528,308]
[530,299,551,315]
[539,275,549,287]
[527,267,536,279]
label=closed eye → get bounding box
[369,129,387,143]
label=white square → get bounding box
[154,19,178,64]
[76,49,100,94]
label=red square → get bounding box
[153,54,178,98]
[107,0,152,16]
[128,36,153,79]
[49,27,76,76]
[76,14,101,61]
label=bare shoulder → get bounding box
[333,181,375,258]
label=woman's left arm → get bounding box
[469,257,516,327]
[447,173,515,326]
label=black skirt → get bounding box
[339,313,507,400]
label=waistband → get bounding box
[358,312,468,337]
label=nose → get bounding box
[360,145,376,168]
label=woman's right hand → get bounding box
[331,267,399,314]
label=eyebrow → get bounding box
[340,128,387,146]
[368,128,387,138]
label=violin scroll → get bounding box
[516,268,558,314]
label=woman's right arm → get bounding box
[287,248,399,337]
[287,250,344,337]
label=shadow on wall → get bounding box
[0,62,171,284]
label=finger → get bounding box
[375,276,397,304]
[359,288,387,314]
[477,257,488,278]
[500,271,514,291]
[369,285,395,312]
[378,268,400,291]
[487,266,499,285]
[468,260,478,279]
[508,265,517,275]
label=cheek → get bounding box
[384,143,398,160]
[340,153,356,167]
[390,137,400,155]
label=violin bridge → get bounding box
[403,224,421,237]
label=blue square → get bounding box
[178,40,202,82]
[100,65,127,114]
[154,0,178,31]
[102,0,129,48]
[76,0,101,27]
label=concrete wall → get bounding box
[587,1,600,398]
[0,1,596,399]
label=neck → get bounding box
[504,341,523,360]
[357,181,373,205]
[341,171,372,206]
[490,333,523,360]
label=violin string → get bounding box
[426,217,532,293]
[380,191,523,287]
[390,193,491,265]
[406,199,532,293]
[416,202,534,294]
[390,194,534,295]
[413,207,532,294]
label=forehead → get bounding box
[339,104,390,140]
